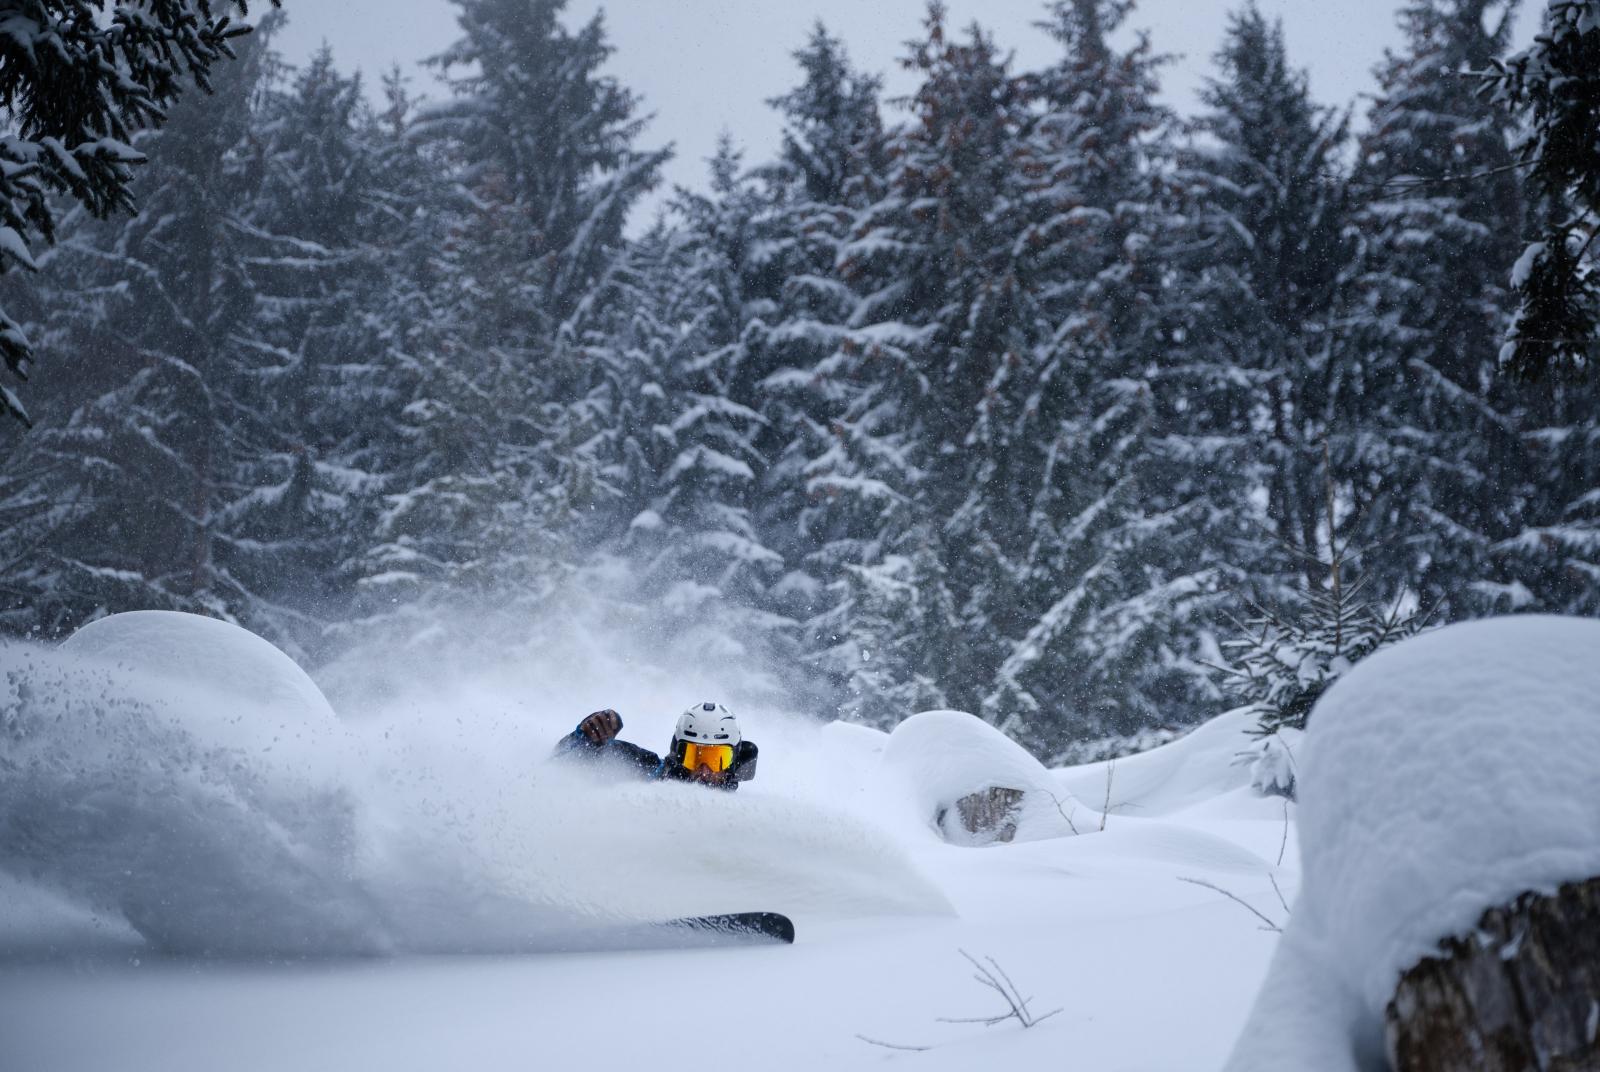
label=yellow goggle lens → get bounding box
[681,742,734,773]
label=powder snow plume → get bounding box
[0,607,948,958]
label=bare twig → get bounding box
[857,949,1063,1051]
[1323,438,1342,651]
[1100,758,1115,831]
[1277,797,1290,868]
[1046,790,1082,835]
[937,950,1063,1029]
[855,1034,931,1052]
[1269,873,1292,917]
[1178,876,1284,933]
[937,1012,1018,1026]
[1271,732,1300,773]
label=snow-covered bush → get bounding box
[1240,733,1298,799]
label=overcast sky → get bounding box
[275,0,1540,221]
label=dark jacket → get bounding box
[553,728,758,790]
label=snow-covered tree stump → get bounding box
[1385,875,1600,1072]
[944,786,1024,845]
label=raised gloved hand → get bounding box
[577,709,622,745]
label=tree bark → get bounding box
[935,786,1025,845]
[1386,875,1600,1072]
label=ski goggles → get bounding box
[678,742,735,773]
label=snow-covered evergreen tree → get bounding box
[1485,377,1600,616]
[573,142,785,625]
[218,48,413,652]
[573,206,793,674]
[1483,0,1600,382]
[767,22,888,210]
[654,142,786,608]
[418,0,669,330]
[0,0,279,437]
[799,3,1042,728]
[751,24,888,636]
[980,0,1227,749]
[1183,4,1355,593]
[360,0,669,637]
[1472,1,1600,616]
[0,22,284,640]
[1347,0,1526,613]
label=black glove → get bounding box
[577,709,622,745]
[733,740,758,782]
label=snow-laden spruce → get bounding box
[1225,615,1600,1071]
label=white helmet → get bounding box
[674,701,741,747]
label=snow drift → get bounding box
[0,612,948,958]
[61,610,337,723]
[1225,615,1600,1071]
[1054,705,1285,817]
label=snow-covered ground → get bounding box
[1,612,1296,1071]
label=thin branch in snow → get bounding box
[1178,876,1284,933]
[857,950,1059,1049]
[937,1012,1024,1026]
[1095,759,1143,827]
[1270,873,1291,917]
[1101,758,1116,831]
[936,950,1063,1029]
[1046,790,1082,835]
[1278,797,1290,868]
[855,1035,931,1052]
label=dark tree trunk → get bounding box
[1385,875,1600,1072]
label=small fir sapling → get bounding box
[1214,445,1433,751]
[1220,576,1432,739]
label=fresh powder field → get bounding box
[0,611,1294,1071]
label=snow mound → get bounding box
[1054,707,1278,817]
[62,611,335,723]
[879,710,1085,843]
[1078,820,1278,875]
[0,641,383,955]
[1226,615,1600,1071]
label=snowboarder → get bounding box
[554,702,758,790]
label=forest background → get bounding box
[1,0,1594,761]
